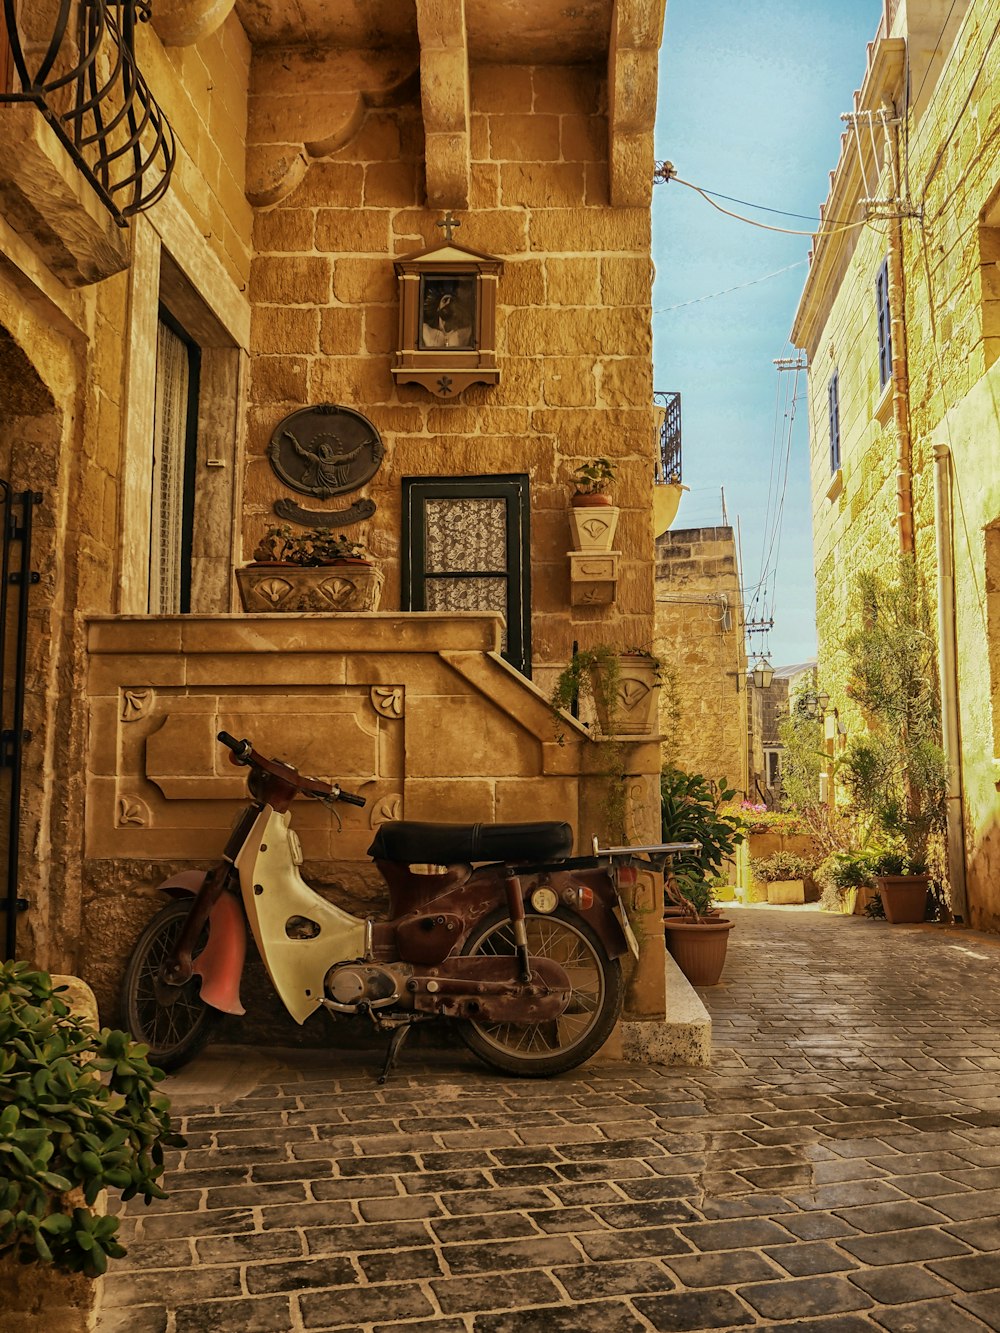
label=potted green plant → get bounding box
[841,564,947,925]
[569,458,619,552]
[550,644,661,741]
[570,457,616,506]
[659,767,744,985]
[236,524,383,612]
[748,850,816,905]
[817,850,877,915]
[0,963,182,1327]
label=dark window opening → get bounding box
[150,306,200,614]
[876,257,893,391]
[827,368,841,473]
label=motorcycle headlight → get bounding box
[530,886,559,914]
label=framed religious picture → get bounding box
[392,215,503,398]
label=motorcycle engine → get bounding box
[324,962,401,1009]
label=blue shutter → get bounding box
[876,258,892,390]
[828,370,840,473]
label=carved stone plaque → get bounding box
[268,404,384,499]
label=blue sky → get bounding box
[652,0,883,667]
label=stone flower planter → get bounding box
[766,878,806,905]
[593,653,660,737]
[236,562,383,613]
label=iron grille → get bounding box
[653,390,682,484]
[0,0,175,226]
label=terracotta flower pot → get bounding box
[875,874,930,924]
[664,917,734,986]
[571,492,613,506]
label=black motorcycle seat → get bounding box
[368,820,574,866]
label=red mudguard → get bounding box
[157,872,247,1016]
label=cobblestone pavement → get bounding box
[97,905,1000,1332]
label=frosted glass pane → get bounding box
[425,576,508,647]
[425,498,506,572]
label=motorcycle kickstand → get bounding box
[377,1023,414,1086]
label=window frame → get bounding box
[876,256,893,391]
[402,474,531,677]
[827,367,841,473]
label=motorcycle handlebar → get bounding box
[216,732,366,808]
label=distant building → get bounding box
[655,526,748,796]
[748,662,817,807]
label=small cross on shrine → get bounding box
[436,211,461,242]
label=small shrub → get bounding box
[749,852,815,883]
[734,805,809,837]
[0,962,183,1278]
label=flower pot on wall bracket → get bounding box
[569,504,620,553]
[236,563,384,613]
[875,874,930,924]
[593,653,660,737]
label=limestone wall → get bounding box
[654,526,747,794]
[793,0,1000,929]
[245,60,658,697]
[82,612,664,1024]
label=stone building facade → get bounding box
[0,1,672,1025]
[791,0,1000,930]
[654,525,748,796]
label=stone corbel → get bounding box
[151,0,236,47]
[246,52,418,208]
[415,0,471,209]
[608,0,667,208]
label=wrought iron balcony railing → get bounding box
[0,0,175,225]
[653,390,682,484]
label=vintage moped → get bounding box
[122,732,673,1081]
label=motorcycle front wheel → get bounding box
[459,905,624,1077]
[121,899,218,1072]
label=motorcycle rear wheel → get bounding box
[121,899,218,1072]
[459,905,623,1077]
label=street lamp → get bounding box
[749,657,774,689]
[798,690,831,718]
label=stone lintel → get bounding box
[416,0,471,209]
[0,105,129,287]
[608,0,666,208]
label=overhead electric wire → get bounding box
[692,185,859,227]
[921,11,1000,205]
[652,259,808,313]
[910,0,961,112]
[670,176,868,238]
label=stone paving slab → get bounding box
[96,907,1000,1331]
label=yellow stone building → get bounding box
[792,0,1000,930]
[0,1,679,1032]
